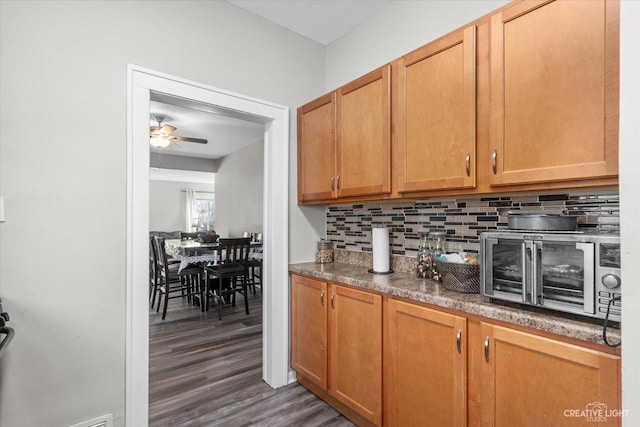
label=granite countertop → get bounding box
[289,261,621,347]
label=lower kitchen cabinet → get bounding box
[291,274,621,427]
[290,274,328,389]
[290,274,383,426]
[330,284,383,425]
[480,323,621,427]
[387,300,467,427]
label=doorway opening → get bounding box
[126,65,290,426]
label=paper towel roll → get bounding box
[372,227,390,273]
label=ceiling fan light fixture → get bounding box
[150,136,171,148]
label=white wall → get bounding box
[619,1,640,425]
[149,181,213,232]
[150,153,219,173]
[0,1,324,426]
[214,140,264,238]
[325,0,510,89]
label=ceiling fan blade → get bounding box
[160,124,176,135]
[168,140,181,150]
[173,136,208,144]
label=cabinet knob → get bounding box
[331,176,335,191]
[491,150,497,174]
[456,329,462,354]
[320,290,325,306]
[336,175,340,190]
[330,292,335,309]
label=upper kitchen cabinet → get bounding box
[297,65,392,204]
[396,25,477,194]
[297,92,337,202]
[489,0,619,187]
[337,65,392,199]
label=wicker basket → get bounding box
[434,261,480,294]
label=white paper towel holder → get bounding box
[371,226,393,274]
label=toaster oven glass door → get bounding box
[484,237,595,315]
[534,241,595,315]
[484,238,532,303]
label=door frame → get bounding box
[125,65,290,426]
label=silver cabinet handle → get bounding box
[320,290,325,306]
[491,150,497,175]
[456,329,462,354]
[330,292,335,309]
[336,175,340,190]
[484,336,490,362]
[331,176,335,191]
[465,153,471,177]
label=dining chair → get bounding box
[247,251,262,294]
[149,235,181,309]
[154,236,204,319]
[204,237,251,320]
[149,235,157,302]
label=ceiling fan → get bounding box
[149,115,208,149]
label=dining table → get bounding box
[164,239,262,273]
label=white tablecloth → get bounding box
[165,240,262,273]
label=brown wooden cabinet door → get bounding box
[329,284,382,425]
[337,65,391,198]
[481,323,621,427]
[297,92,337,202]
[387,300,467,427]
[290,274,328,390]
[489,0,619,186]
[397,25,477,193]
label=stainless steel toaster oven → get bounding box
[480,231,621,322]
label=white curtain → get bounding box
[185,189,196,232]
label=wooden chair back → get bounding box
[217,237,251,268]
[153,236,171,271]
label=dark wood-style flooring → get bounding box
[149,287,355,426]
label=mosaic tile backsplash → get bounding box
[326,191,619,258]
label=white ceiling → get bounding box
[149,98,265,160]
[150,1,390,160]
[226,0,391,46]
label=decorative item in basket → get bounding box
[197,232,218,243]
[433,253,481,294]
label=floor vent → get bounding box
[69,413,113,427]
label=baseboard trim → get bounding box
[288,369,297,384]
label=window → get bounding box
[189,191,215,231]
